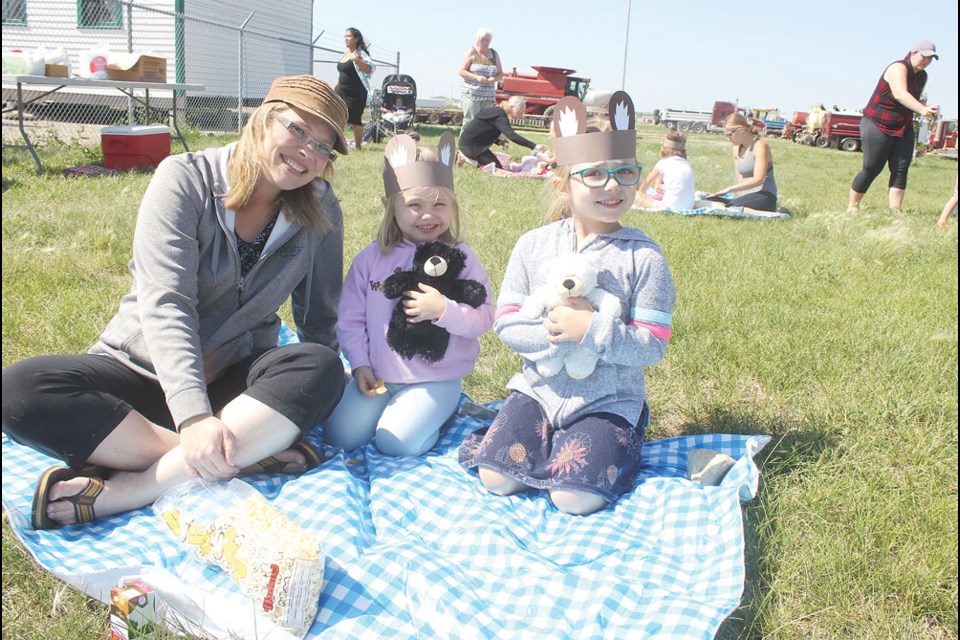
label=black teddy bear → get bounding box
[380,241,487,362]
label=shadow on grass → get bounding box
[702,411,838,640]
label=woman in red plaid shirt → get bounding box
[848,41,940,213]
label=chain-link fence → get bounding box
[2,0,398,154]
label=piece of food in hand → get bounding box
[373,381,388,395]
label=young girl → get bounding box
[635,131,696,210]
[324,133,494,456]
[459,93,677,516]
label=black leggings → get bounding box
[1,343,345,469]
[728,190,777,211]
[851,116,915,193]
[461,147,502,169]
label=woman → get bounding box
[458,27,504,131]
[2,75,349,529]
[334,27,374,151]
[848,41,939,213]
[458,96,545,169]
[706,113,781,213]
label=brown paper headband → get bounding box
[551,91,637,166]
[384,132,456,197]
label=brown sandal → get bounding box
[31,466,105,530]
[246,440,325,475]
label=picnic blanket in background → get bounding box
[631,191,791,220]
[2,402,770,639]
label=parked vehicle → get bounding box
[927,118,958,157]
[416,66,593,130]
[783,111,809,142]
[813,111,862,151]
[655,101,737,133]
[752,108,787,137]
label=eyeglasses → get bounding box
[572,164,643,189]
[724,128,743,138]
[274,115,336,161]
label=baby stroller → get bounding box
[364,74,420,143]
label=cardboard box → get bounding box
[101,125,171,170]
[45,63,68,78]
[107,54,167,83]
[108,579,158,639]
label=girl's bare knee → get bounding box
[549,489,607,516]
[478,466,528,496]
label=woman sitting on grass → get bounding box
[706,113,789,215]
[2,75,349,529]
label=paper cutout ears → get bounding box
[550,90,637,166]
[384,132,456,197]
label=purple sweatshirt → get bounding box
[338,239,494,383]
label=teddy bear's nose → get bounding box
[562,278,576,291]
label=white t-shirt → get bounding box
[654,156,695,210]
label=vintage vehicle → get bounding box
[927,118,958,157]
[814,111,862,151]
[752,108,787,136]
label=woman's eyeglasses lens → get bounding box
[275,115,336,161]
[575,165,643,188]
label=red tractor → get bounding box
[815,112,862,151]
[927,118,958,156]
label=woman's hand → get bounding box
[403,283,447,323]
[353,366,385,397]
[179,415,239,480]
[544,297,594,343]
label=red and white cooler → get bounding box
[101,125,171,170]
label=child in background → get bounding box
[936,174,957,228]
[325,133,494,456]
[635,131,696,210]
[459,93,676,515]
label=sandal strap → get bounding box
[68,477,104,524]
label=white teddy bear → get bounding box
[521,253,622,379]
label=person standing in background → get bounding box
[848,41,939,213]
[334,27,375,151]
[458,28,503,131]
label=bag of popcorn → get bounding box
[153,478,325,638]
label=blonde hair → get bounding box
[224,103,336,229]
[661,131,687,158]
[723,113,760,137]
[377,148,462,252]
[547,165,574,222]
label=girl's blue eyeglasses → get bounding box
[572,164,643,188]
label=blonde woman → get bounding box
[3,76,349,529]
[458,27,504,130]
[706,113,781,213]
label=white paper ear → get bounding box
[608,91,635,131]
[385,134,418,168]
[437,131,455,166]
[552,97,587,138]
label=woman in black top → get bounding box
[334,27,374,150]
[458,97,545,169]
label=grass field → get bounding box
[2,123,957,639]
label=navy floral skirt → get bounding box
[458,392,648,503]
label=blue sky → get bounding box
[313,0,958,119]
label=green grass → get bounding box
[3,124,957,639]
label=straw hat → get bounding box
[263,75,349,154]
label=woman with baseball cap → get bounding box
[848,41,940,213]
[3,75,350,529]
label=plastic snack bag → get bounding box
[153,479,325,638]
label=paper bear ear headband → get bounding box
[384,132,456,197]
[551,91,637,166]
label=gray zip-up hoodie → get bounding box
[90,145,343,428]
[495,218,676,427]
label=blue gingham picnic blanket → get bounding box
[631,190,790,219]
[1,328,770,638]
[2,416,769,639]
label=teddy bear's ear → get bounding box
[385,134,418,169]
[552,97,587,139]
[607,91,636,132]
[437,131,456,167]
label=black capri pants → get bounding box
[1,343,345,469]
[851,116,915,193]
